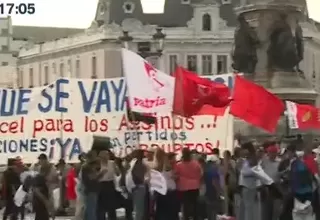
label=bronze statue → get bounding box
[232,14,259,74]
[295,20,304,73]
[267,13,304,72]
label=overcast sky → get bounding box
[0,0,319,28]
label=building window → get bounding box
[169,55,178,73]
[217,55,227,74]
[187,55,197,72]
[1,45,8,52]
[99,3,105,15]
[44,66,49,85]
[29,67,34,88]
[123,1,135,13]
[52,63,56,75]
[221,0,231,4]
[202,14,211,31]
[76,59,80,78]
[60,63,64,77]
[18,69,23,88]
[67,59,72,76]
[91,56,97,79]
[181,0,190,4]
[202,55,212,75]
[1,62,8,66]
[1,29,8,35]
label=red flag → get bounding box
[285,101,320,130]
[172,66,231,117]
[230,75,285,133]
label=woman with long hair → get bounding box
[155,150,179,220]
[131,149,150,220]
[115,157,133,220]
[175,148,202,220]
[97,150,119,220]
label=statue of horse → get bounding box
[267,13,303,72]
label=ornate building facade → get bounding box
[16,0,237,88]
[0,17,83,87]
[2,0,320,99]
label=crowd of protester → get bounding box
[1,138,320,220]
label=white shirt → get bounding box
[100,161,116,182]
[162,170,176,190]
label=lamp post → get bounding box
[152,27,166,54]
[118,31,133,49]
[118,28,166,58]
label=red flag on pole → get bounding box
[230,75,285,133]
[172,66,231,117]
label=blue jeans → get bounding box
[84,192,98,220]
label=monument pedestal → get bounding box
[270,71,317,103]
[232,0,318,139]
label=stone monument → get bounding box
[231,0,318,138]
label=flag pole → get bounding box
[172,63,185,158]
[127,102,140,153]
[120,34,140,156]
[222,72,236,216]
[171,63,178,154]
[121,55,140,157]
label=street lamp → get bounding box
[119,28,166,57]
[118,31,133,49]
[152,28,166,53]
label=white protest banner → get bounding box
[0,74,233,164]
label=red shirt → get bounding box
[175,160,202,191]
[303,154,318,175]
[66,168,77,200]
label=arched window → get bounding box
[202,14,211,31]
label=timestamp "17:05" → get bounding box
[0,3,35,15]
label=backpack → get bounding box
[290,159,314,195]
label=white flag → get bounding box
[122,48,175,113]
[285,101,299,129]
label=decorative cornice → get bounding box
[17,41,118,65]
